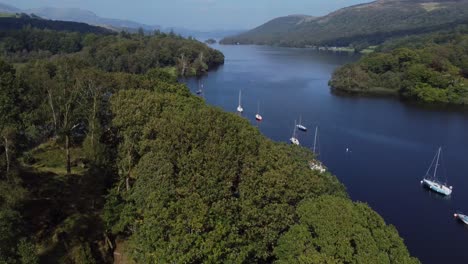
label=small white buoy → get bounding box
[420,180,423,184]
[450,186,453,189]
[454,213,458,218]
[346,148,349,152]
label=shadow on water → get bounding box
[420,185,452,202]
[331,88,468,114]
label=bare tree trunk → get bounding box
[66,134,71,174]
[104,233,113,250]
[179,54,187,76]
[91,95,97,153]
[64,94,72,174]
[47,89,58,134]
[125,148,132,191]
[3,136,9,176]
[199,52,204,63]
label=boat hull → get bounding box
[290,137,300,145]
[455,214,468,225]
[237,106,243,113]
[297,125,307,132]
[421,179,452,196]
[255,114,263,121]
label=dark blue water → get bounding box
[184,44,468,263]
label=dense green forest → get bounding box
[330,27,468,105]
[220,0,468,49]
[0,25,224,76]
[0,22,418,263]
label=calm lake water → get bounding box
[184,43,468,263]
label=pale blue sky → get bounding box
[4,0,371,30]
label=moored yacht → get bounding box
[297,115,307,132]
[290,120,300,145]
[454,213,468,225]
[237,90,243,113]
[196,79,203,95]
[309,126,326,173]
[255,102,263,121]
[421,147,452,196]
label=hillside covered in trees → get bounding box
[329,27,468,105]
[0,14,113,34]
[0,20,418,263]
[221,0,468,49]
[0,25,224,76]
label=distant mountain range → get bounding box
[0,2,19,13]
[0,2,243,38]
[0,14,113,34]
[24,7,160,32]
[221,0,468,48]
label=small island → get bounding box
[205,38,217,44]
[329,30,468,106]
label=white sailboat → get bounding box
[237,90,244,113]
[290,120,300,145]
[420,147,452,196]
[196,81,203,95]
[309,126,326,173]
[454,212,468,225]
[297,115,307,132]
[255,101,263,121]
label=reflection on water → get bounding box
[421,186,452,201]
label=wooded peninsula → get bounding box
[330,26,468,105]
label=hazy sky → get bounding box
[4,0,372,30]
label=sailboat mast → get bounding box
[257,102,260,114]
[239,90,242,106]
[313,126,318,154]
[293,120,297,138]
[434,147,441,179]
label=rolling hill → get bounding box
[0,3,242,37]
[221,0,468,48]
[0,2,19,13]
[0,2,160,31]
[0,15,113,34]
[25,7,160,31]
[26,7,243,37]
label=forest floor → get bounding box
[19,141,112,263]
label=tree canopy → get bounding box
[102,83,418,263]
[0,27,224,76]
[274,196,418,264]
[330,29,468,105]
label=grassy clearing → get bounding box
[163,66,177,77]
[0,13,15,18]
[360,45,378,54]
[421,3,442,12]
[113,239,134,264]
[19,140,112,263]
[360,48,375,54]
[24,140,86,175]
[328,46,356,52]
